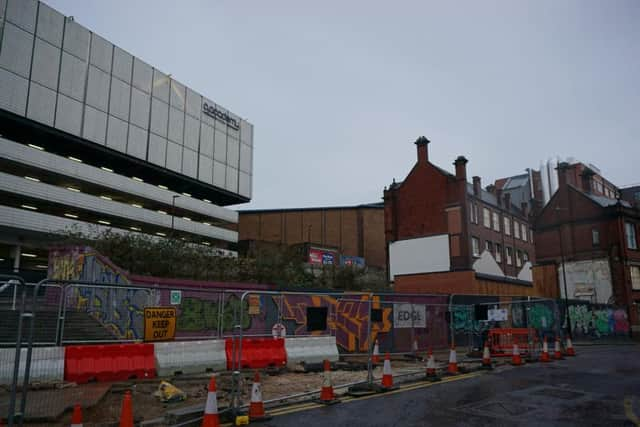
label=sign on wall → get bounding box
[170,290,182,305]
[308,248,337,265]
[144,307,177,342]
[248,294,261,315]
[393,304,426,328]
[487,308,508,322]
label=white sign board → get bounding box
[388,235,450,280]
[487,308,508,322]
[393,304,426,328]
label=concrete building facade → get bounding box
[0,0,252,276]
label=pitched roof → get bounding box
[582,192,631,208]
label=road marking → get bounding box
[265,372,484,417]
[625,396,640,427]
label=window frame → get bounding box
[592,228,600,246]
[495,243,502,263]
[514,220,521,239]
[492,212,500,232]
[521,224,527,241]
[483,207,491,229]
[631,265,640,290]
[625,222,638,250]
[506,247,513,265]
[504,217,511,236]
[472,236,480,257]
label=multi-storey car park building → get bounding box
[0,0,253,277]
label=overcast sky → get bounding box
[47,0,640,209]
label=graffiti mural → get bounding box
[563,304,630,338]
[50,246,130,284]
[67,285,157,339]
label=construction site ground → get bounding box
[1,348,517,426]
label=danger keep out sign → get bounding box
[144,307,177,342]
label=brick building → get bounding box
[238,204,386,269]
[533,163,640,328]
[384,137,540,296]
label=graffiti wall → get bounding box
[562,302,630,339]
[50,246,130,285]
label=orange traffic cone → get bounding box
[318,359,339,404]
[565,337,576,356]
[540,337,550,362]
[511,343,522,366]
[554,337,564,360]
[372,339,380,365]
[249,371,269,419]
[71,403,83,427]
[481,342,492,369]
[119,391,133,427]
[447,346,458,375]
[202,376,220,427]
[381,353,394,389]
[425,348,440,381]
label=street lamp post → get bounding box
[555,207,573,340]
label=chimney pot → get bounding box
[453,156,468,180]
[414,136,430,164]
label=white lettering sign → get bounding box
[393,304,426,328]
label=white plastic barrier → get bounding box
[0,346,65,385]
[284,336,339,369]
[154,340,226,376]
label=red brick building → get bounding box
[533,162,640,328]
[384,137,539,296]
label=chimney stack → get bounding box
[414,136,430,164]
[472,176,481,196]
[453,156,468,181]
[556,162,570,189]
[581,168,595,193]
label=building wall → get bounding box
[238,206,385,268]
[394,270,543,297]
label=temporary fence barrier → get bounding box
[64,343,156,383]
[154,339,226,376]
[284,336,339,369]
[0,346,65,385]
[487,328,537,357]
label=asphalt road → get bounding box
[260,344,640,427]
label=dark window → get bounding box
[306,307,328,331]
[592,229,600,246]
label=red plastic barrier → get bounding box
[488,328,538,357]
[64,343,156,383]
[225,337,287,370]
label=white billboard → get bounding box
[388,234,450,280]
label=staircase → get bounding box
[0,309,118,346]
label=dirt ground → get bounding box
[19,352,501,426]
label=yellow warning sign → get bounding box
[144,307,177,342]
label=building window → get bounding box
[635,192,640,202]
[504,217,511,235]
[492,212,500,232]
[592,229,600,246]
[521,224,527,241]
[530,229,534,244]
[626,222,638,250]
[495,243,502,263]
[506,247,513,265]
[483,208,491,228]
[472,237,480,257]
[523,251,529,262]
[631,266,640,290]
[516,250,522,267]
[485,241,493,254]
[514,220,521,239]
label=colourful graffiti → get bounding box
[69,285,156,339]
[527,303,555,331]
[177,295,250,332]
[50,247,130,284]
[564,305,629,338]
